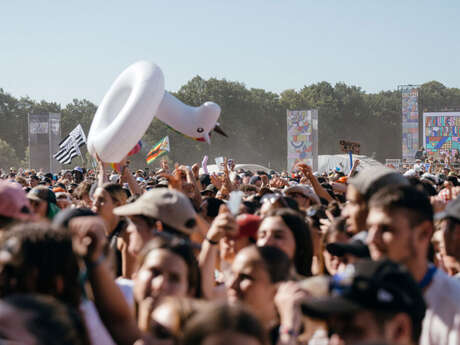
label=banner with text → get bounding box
[401,87,419,160]
[287,110,318,172]
[423,112,460,158]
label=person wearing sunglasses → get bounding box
[27,185,60,220]
[259,193,299,218]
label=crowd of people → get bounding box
[0,155,459,345]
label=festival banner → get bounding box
[287,110,318,172]
[423,112,460,158]
[29,113,61,172]
[401,87,419,160]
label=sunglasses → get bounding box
[28,199,43,208]
[260,193,289,208]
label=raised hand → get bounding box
[191,163,200,179]
[69,216,108,263]
[210,173,223,190]
[296,162,313,178]
[206,204,238,242]
[158,172,182,191]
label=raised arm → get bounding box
[296,163,333,203]
[70,216,142,345]
[198,205,237,300]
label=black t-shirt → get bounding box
[108,218,127,277]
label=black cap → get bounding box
[52,207,96,228]
[301,259,426,323]
[435,196,460,223]
[326,239,370,258]
[199,174,211,187]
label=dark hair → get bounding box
[138,237,201,298]
[5,294,90,345]
[0,215,19,230]
[182,303,266,345]
[240,184,258,193]
[264,208,313,277]
[0,223,81,308]
[447,175,459,187]
[136,214,191,240]
[242,200,259,214]
[373,310,423,344]
[202,197,225,218]
[417,180,437,196]
[308,204,327,229]
[254,246,291,283]
[322,216,349,247]
[369,185,433,227]
[327,201,342,218]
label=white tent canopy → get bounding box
[317,154,383,174]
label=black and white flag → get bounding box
[53,124,87,164]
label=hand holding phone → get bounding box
[228,191,243,216]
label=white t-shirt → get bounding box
[420,268,460,345]
[80,299,116,345]
[116,278,135,309]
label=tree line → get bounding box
[1,79,460,171]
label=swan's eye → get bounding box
[197,127,204,133]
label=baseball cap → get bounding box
[0,181,31,220]
[52,207,96,228]
[349,167,409,201]
[403,169,417,177]
[200,184,218,195]
[326,239,370,258]
[284,185,320,205]
[199,174,211,187]
[435,196,460,223]
[234,214,262,240]
[301,259,426,323]
[73,166,84,174]
[27,186,57,204]
[113,189,197,235]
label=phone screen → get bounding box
[228,191,243,216]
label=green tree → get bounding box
[0,139,19,170]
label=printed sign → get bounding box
[339,140,360,154]
[287,110,318,172]
[423,112,460,158]
[401,87,419,160]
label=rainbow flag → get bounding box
[146,136,170,165]
[109,140,143,172]
[127,140,143,156]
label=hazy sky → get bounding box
[1,1,459,106]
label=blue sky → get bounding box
[1,1,459,106]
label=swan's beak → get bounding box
[203,132,211,144]
[213,124,228,137]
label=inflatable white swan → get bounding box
[87,61,226,162]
